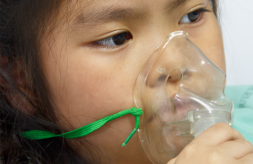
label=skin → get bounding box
[40,0,252,163]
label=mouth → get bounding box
[145,94,201,124]
[171,96,200,121]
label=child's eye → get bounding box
[179,8,210,24]
[92,32,133,48]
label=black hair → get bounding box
[0,0,99,163]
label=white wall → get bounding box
[220,0,253,86]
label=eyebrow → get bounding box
[74,0,187,26]
[74,7,146,26]
[169,0,187,10]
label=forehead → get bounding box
[69,0,189,25]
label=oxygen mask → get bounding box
[134,31,234,164]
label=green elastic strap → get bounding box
[20,107,143,147]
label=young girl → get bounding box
[1,0,253,163]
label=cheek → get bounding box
[183,15,226,73]
[42,48,136,129]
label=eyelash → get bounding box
[90,8,210,49]
[90,32,133,49]
[179,8,211,24]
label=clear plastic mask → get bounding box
[134,31,234,164]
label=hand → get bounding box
[167,123,253,164]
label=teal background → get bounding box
[225,85,253,144]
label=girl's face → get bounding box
[41,0,225,163]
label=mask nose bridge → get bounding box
[137,33,172,73]
[155,27,179,46]
[141,26,180,58]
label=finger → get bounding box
[167,157,177,164]
[238,153,253,164]
[191,123,245,146]
[219,139,253,159]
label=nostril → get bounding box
[166,69,182,100]
[181,68,191,80]
[168,69,182,82]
